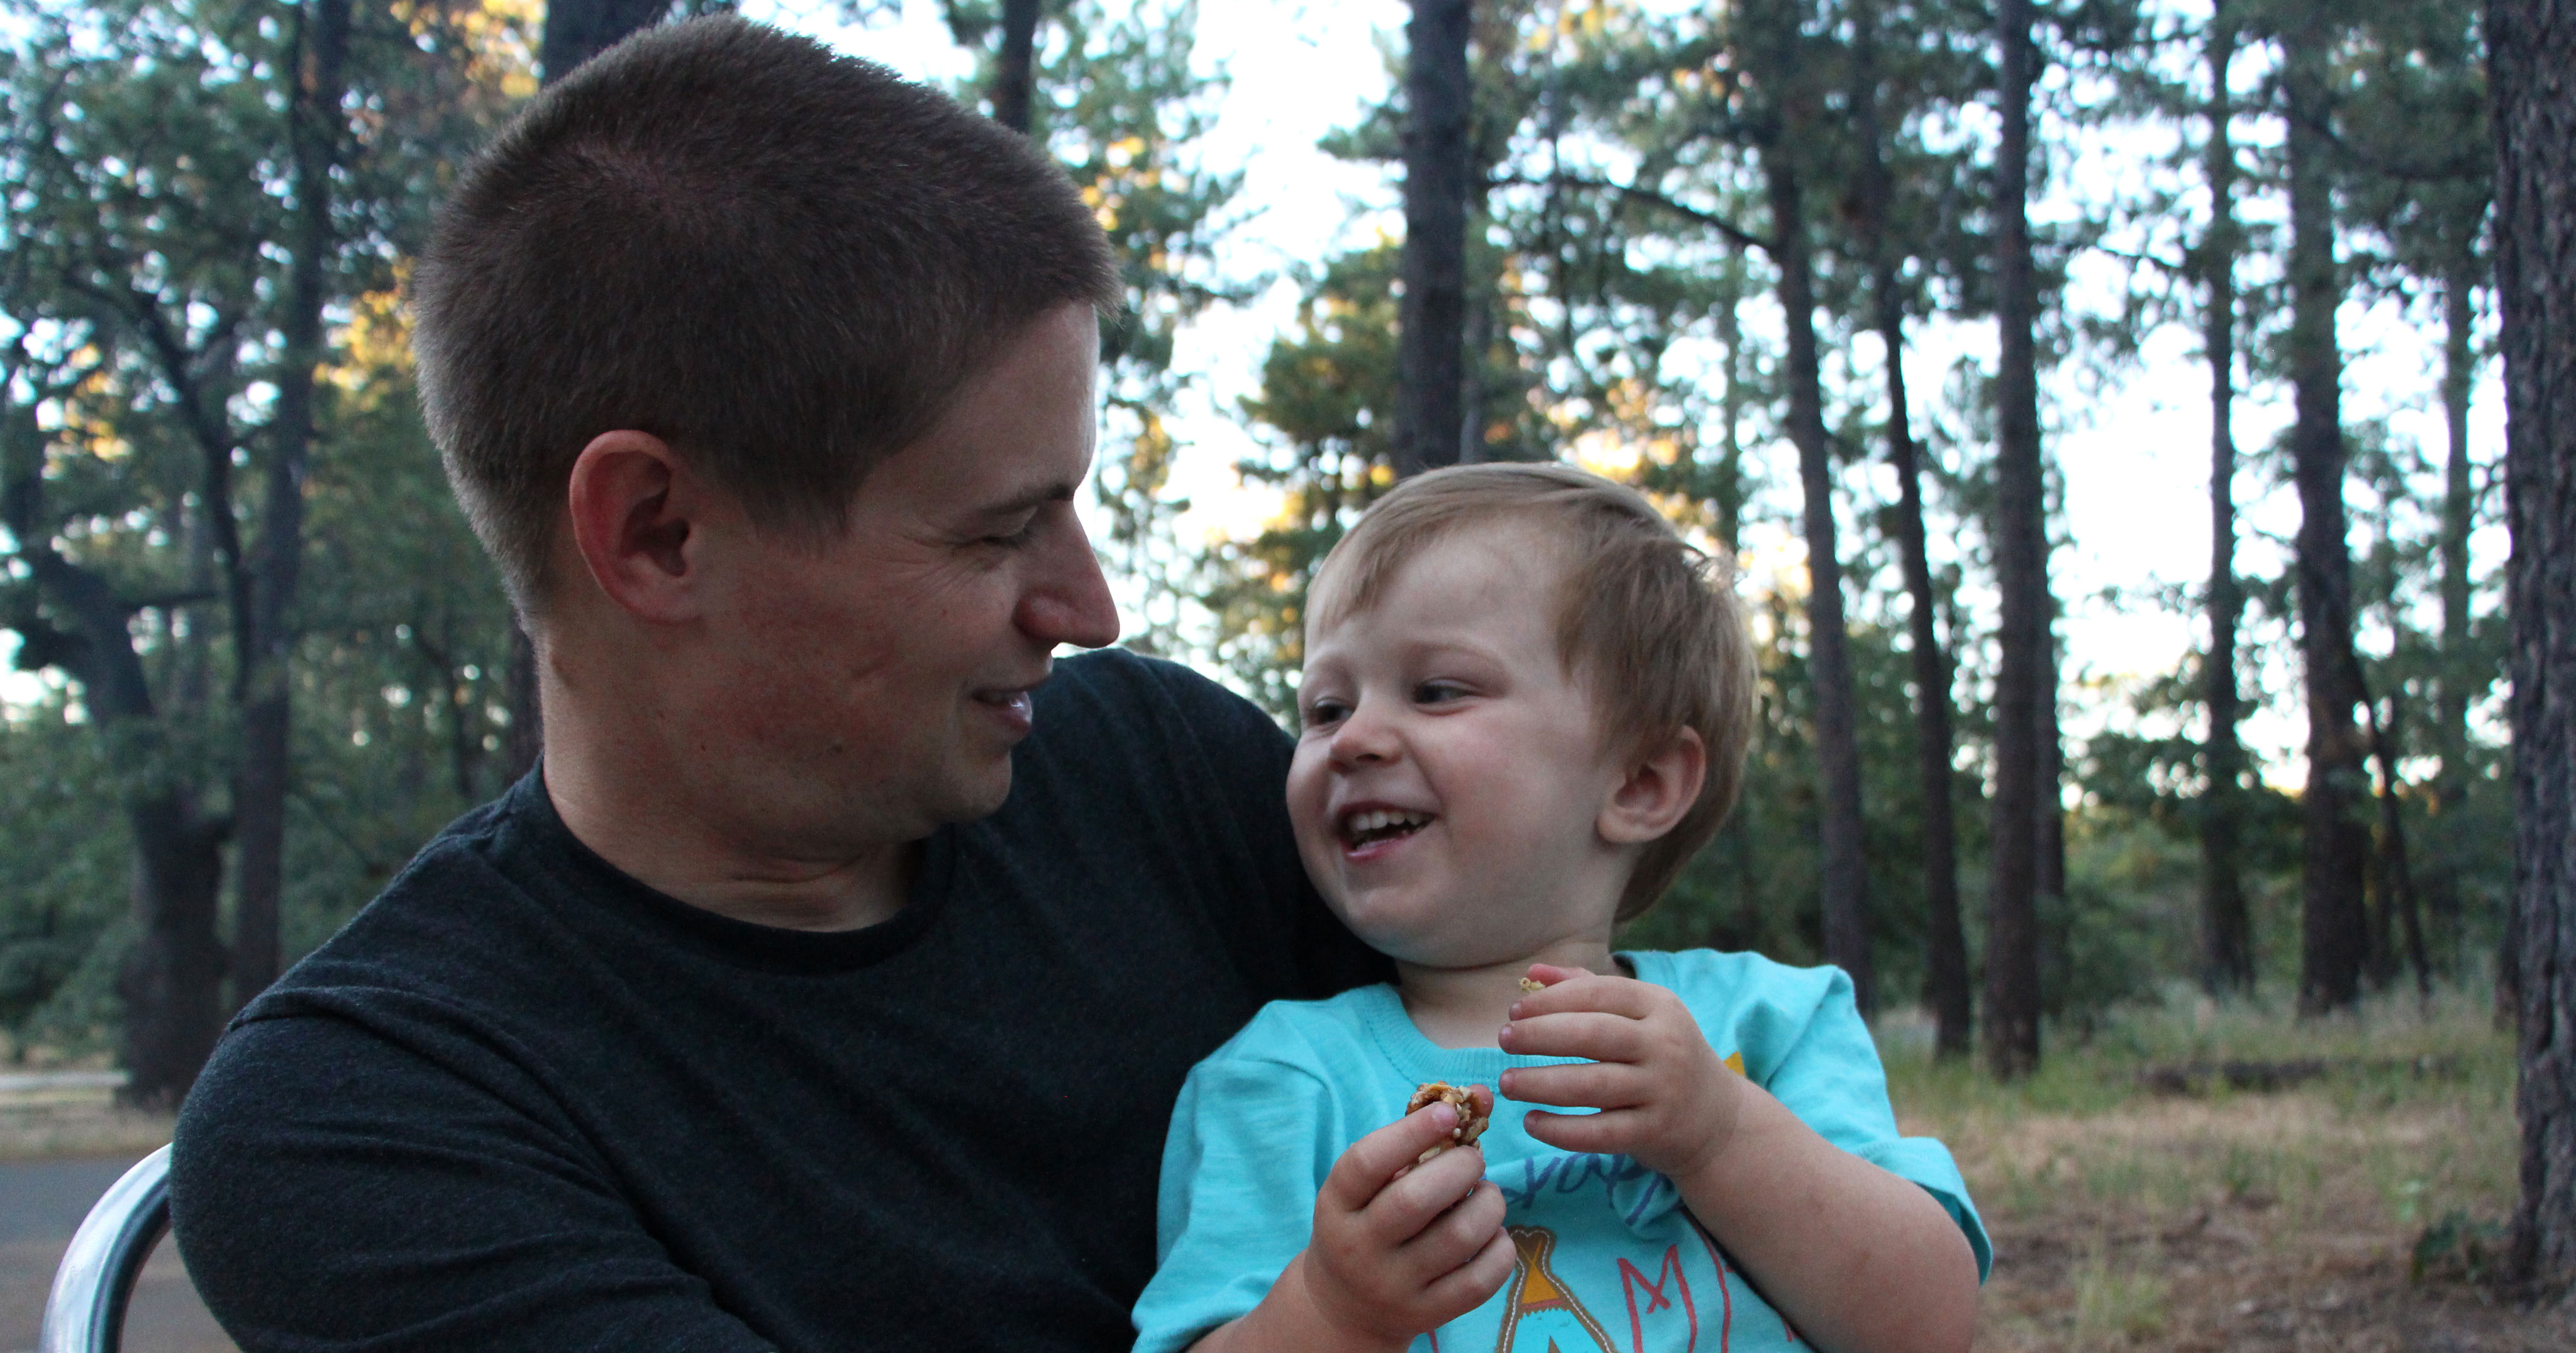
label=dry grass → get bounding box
[1882,987,2572,1350]
[0,1079,172,1162]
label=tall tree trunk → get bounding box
[2199,8,2255,994]
[232,0,352,1007]
[539,0,672,82]
[2430,272,2475,959]
[1763,152,1873,1015]
[2282,16,2370,1016]
[1394,0,1471,479]
[2036,620,2068,1008]
[1985,0,2048,1078]
[2365,694,2432,998]
[990,0,1043,134]
[2490,0,2576,1289]
[1852,0,1964,1052]
[1712,246,1748,557]
[4,406,229,1108]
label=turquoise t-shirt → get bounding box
[1132,949,1989,1353]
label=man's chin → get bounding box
[937,761,1016,825]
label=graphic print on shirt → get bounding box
[1492,1227,1614,1352]
[1411,1138,1799,1353]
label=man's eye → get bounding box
[982,520,1039,548]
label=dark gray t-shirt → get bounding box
[171,650,1387,1352]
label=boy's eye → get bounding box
[1413,681,1465,705]
[1303,698,1350,728]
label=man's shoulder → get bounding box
[238,784,575,1023]
[1012,649,1292,816]
[1038,648,1281,739]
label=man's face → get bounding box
[686,304,1118,857]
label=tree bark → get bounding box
[1712,250,1748,559]
[231,0,352,1007]
[3,401,228,1110]
[1852,0,1962,1051]
[1985,0,2047,1079]
[540,0,672,82]
[1394,0,1471,479]
[1756,147,1873,1015]
[2364,694,2431,998]
[2430,272,2475,957]
[2198,7,2255,995]
[2490,0,2576,1290]
[2282,15,2371,1017]
[990,0,1043,134]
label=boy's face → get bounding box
[1288,522,1637,969]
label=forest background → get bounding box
[0,0,2515,1138]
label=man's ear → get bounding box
[564,430,709,625]
[1599,727,1707,845]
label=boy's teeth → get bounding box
[1346,809,1428,838]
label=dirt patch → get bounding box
[1906,1077,2572,1350]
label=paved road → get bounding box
[0,1154,232,1353]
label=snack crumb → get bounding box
[1519,977,1546,993]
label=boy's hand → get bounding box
[1275,1093,1515,1351]
[1495,964,1749,1183]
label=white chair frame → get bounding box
[38,1144,173,1353]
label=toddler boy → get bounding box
[1133,464,1989,1353]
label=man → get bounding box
[169,18,1384,1350]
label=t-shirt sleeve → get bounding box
[1131,1044,1340,1353]
[173,1013,777,1353]
[1741,966,1993,1282]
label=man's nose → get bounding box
[1018,511,1121,650]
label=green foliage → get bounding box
[0,0,530,1053]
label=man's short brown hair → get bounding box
[1309,463,1758,921]
[412,16,1121,611]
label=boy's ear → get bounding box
[1599,727,1707,846]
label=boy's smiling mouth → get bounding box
[1339,807,1433,855]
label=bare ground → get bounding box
[1891,1012,2575,1351]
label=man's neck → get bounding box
[536,641,916,934]
[545,757,918,933]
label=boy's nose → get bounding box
[1328,701,1400,766]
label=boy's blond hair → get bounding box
[1309,463,1758,921]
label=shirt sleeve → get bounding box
[172,1013,777,1353]
[1131,1044,1341,1353]
[1744,966,1994,1282]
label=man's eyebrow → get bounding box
[972,480,1081,518]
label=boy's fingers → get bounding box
[1419,1223,1519,1317]
[1367,1141,1491,1241]
[1322,1103,1460,1211]
[1509,976,1660,1021]
[1404,1178,1505,1262]
[1521,1106,1637,1154]
[1500,1059,1645,1108]
[1499,1010,1648,1062]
